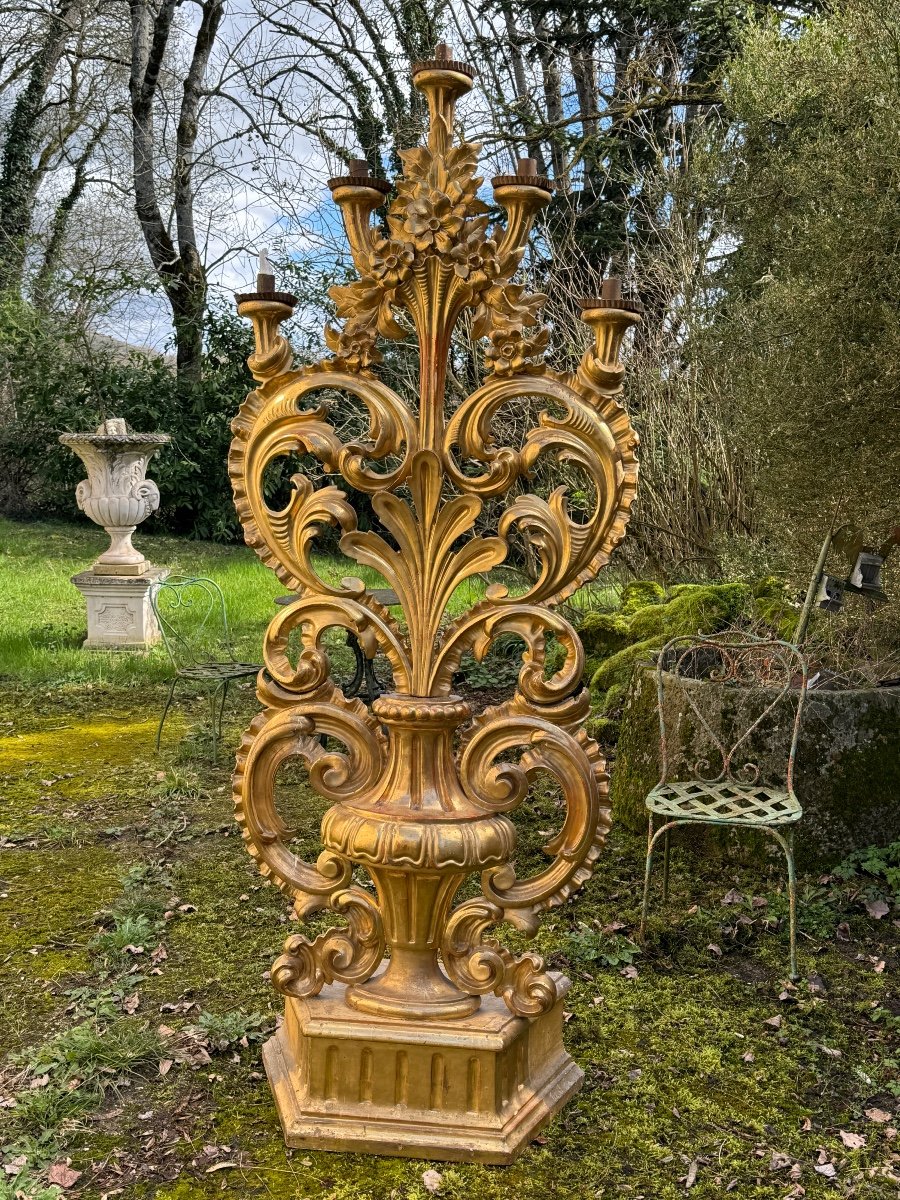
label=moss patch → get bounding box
[2,671,898,1198]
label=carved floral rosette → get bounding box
[230,50,640,1022]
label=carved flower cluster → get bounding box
[474,283,549,376]
[322,130,549,376]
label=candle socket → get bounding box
[256,272,276,293]
[517,157,538,177]
[600,276,622,302]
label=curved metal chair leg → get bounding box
[641,818,691,941]
[344,632,366,697]
[662,829,671,903]
[640,813,656,940]
[763,825,799,982]
[156,677,178,752]
[208,682,225,762]
[216,679,230,740]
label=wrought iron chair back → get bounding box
[656,633,809,797]
[149,576,259,760]
[642,632,810,979]
[150,575,236,671]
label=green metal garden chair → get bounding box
[638,633,809,979]
[150,575,261,760]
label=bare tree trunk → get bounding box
[0,0,79,292]
[532,13,567,187]
[32,118,111,306]
[127,0,223,381]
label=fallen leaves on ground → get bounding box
[839,1130,866,1149]
[865,1108,892,1123]
[48,1163,82,1188]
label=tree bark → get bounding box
[0,0,79,292]
[127,0,223,381]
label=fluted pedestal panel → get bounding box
[263,973,581,1163]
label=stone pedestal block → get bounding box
[261,972,581,1163]
[71,568,168,650]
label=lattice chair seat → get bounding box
[179,662,260,681]
[646,780,802,827]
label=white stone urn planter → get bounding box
[59,417,170,575]
[59,418,170,649]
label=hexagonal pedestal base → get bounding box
[262,973,581,1164]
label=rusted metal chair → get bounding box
[639,633,809,979]
[150,575,260,760]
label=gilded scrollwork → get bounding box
[441,898,557,1016]
[233,690,385,915]
[272,888,385,998]
[460,693,611,933]
[231,45,639,1021]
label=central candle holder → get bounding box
[231,44,640,1163]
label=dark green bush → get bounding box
[0,271,348,542]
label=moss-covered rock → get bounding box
[611,667,900,867]
[752,575,798,641]
[590,636,663,692]
[620,579,666,614]
[586,582,756,719]
[657,582,751,640]
[579,610,630,660]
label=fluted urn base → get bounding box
[263,972,581,1164]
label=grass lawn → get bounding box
[1,516,898,1199]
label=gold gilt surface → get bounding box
[230,45,640,1161]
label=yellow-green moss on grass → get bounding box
[0,844,120,1050]
[1,628,897,1197]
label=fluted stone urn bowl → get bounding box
[59,418,170,574]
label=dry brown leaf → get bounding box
[839,1130,865,1149]
[865,1108,892,1123]
[48,1163,82,1188]
[865,898,890,919]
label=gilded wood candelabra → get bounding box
[231,45,640,1163]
